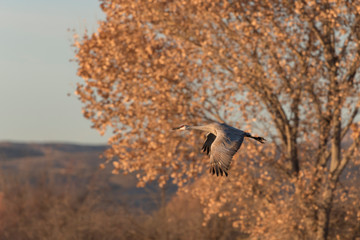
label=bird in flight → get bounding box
[173,122,265,177]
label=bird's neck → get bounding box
[189,125,214,134]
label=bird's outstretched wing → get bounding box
[201,133,216,155]
[209,135,244,177]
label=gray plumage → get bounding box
[173,122,265,177]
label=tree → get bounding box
[74,0,360,239]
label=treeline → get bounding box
[0,171,242,240]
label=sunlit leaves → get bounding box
[74,0,360,238]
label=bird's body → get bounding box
[173,122,265,176]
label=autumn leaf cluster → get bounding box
[74,0,360,239]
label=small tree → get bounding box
[74,0,360,239]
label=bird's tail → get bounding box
[245,133,266,143]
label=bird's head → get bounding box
[172,125,189,131]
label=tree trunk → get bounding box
[315,184,333,240]
[330,118,341,172]
[315,94,341,239]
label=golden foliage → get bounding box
[74,0,360,239]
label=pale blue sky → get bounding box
[0,0,111,144]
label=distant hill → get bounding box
[0,142,45,159]
[0,142,108,158]
[0,141,177,212]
